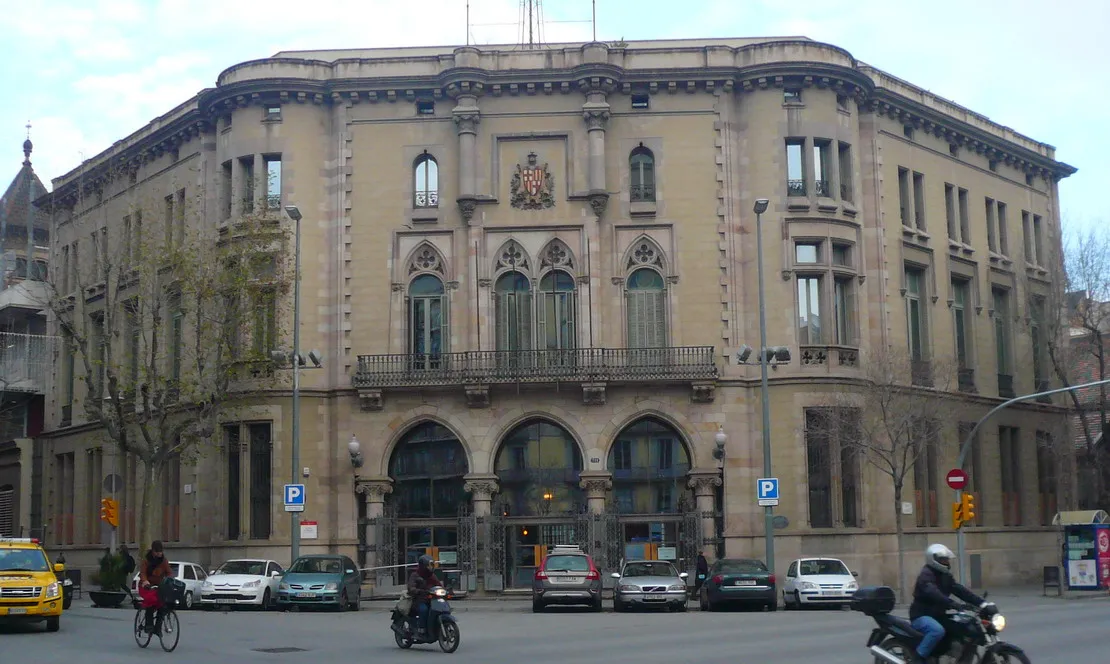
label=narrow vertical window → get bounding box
[1033,215,1044,265]
[629,147,656,202]
[626,268,667,349]
[1036,431,1057,526]
[993,287,1013,397]
[804,409,833,528]
[175,189,186,247]
[813,141,831,197]
[837,142,853,202]
[408,274,446,370]
[997,202,1009,255]
[264,156,282,209]
[538,271,577,352]
[998,426,1022,526]
[413,153,439,208]
[912,172,926,230]
[958,188,970,243]
[225,425,241,541]
[834,277,854,345]
[898,167,911,226]
[240,156,255,214]
[985,198,997,252]
[169,294,183,382]
[797,276,822,344]
[952,279,972,391]
[248,422,272,539]
[786,139,806,196]
[945,184,957,241]
[221,161,233,220]
[1021,211,1033,263]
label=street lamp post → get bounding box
[714,426,727,558]
[753,198,775,575]
[285,205,303,563]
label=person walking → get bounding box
[693,551,709,599]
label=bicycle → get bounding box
[133,578,184,652]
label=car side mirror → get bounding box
[271,571,281,577]
[852,571,859,577]
[346,569,355,575]
[679,572,689,579]
[53,563,65,573]
[610,572,621,579]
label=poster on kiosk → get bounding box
[1064,524,1110,590]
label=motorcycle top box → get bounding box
[850,585,896,616]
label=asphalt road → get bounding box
[1,592,1104,663]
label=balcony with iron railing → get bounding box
[787,179,806,197]
[352,346,719,409]
[0,331,58,394]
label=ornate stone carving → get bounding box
[587,192,609,218]
[687,473,722,496]
[408,244,444,275]
[358,388,383,411]
[391,282,405,292]
[355,478,393,501]
[453,111,481,135]
[540,240,574,270]
[457,197,478,223]
[626,239,664,270]
[463,477,499,501]
[582,382,607,405]
[582,107,611,131]
[510,152,555,210]
[465,384,490,408]
[496,241,530,272]
[579,475,613,496]
[478,278,492,288]
[690,381,716,403]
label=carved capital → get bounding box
[391,282,405,292]
[687,472,722,496]
[587,192,609,219]
[452,111,481,135]
[690,381,716,403]
[582,382,607,406]
[578,473,613,496]
[355,477,393,502]
[463,475,499,501]
[457,196,478,223]
[478,278,492,288]
[465,384,490,408]
[358,388,383,412]
[583,107,611,130]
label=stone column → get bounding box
[453,93,481,223]
[688,470,722,561]
[582,91,611,218]
[578,471,612,514]
[355,477,393,583]
[463,475,499,517]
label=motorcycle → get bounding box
[851,585,1031,664]
[390,585,461,654]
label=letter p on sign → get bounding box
[757,477,779,506]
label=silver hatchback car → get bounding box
[531,545,602,613]
[611,560,688,612]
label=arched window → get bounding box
[538,271,576,351]
[626,268,666,349]
[629,146,656,202]
[494,420,583,516]
[494,271,532,352]
[607,418,691,514]
[0,484,13,537]
[389,422,469,518]
[408,274,446,369]
[414,154,439,208]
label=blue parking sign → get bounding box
[757,478,779,506]
[284,484,305,512]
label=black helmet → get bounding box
[417,554,433,570]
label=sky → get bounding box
[1,0,1105,231]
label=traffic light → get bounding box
[951,493,976,530]
[100,498,119,528]
[951,501,962,530]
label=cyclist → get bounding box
[138,540,173,634]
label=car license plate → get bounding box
[8,608,27,614]
[217,599,236,604]
[736,580,757,586]
[643,594,666,601]
[296,592,313,598]
[822,590,841,596]
[555,576,583,584]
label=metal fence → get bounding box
[0,331,57,394]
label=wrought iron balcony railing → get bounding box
[0,331,58,394]
[787,179,807,197]
[353,346,718,388]
[630,184,656,203]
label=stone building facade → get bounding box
[36,37,1076,592]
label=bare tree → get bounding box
[1040,226,1110,509]
[810,346,954,602]
[40,161,293,548]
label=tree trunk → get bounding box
[893,485,907,604]
[137,459,159,551]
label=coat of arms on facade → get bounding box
[510,152,555,210]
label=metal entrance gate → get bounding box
[457,504,477,592]
[370,504,398,588]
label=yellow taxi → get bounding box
[0,537,64,632]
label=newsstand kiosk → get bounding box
[1056,510,1110,591]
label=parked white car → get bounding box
[782,557,859,608]
[130,560,207,610]
[198,559,284,609]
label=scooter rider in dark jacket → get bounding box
[909,543,991,663]
[406,555,441,637]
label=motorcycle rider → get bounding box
[909,543,991,663]
[406,554,441,637]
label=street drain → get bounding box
[252,647,307,654]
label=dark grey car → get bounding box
[611,560,688,612]
[531,545,602,612]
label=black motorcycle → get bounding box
[390,585,461,654]
[851,586,1031,664]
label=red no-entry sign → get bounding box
[946,468,969,490]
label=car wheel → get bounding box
[794,591,802,609]
[591,597,602,613]
[46,616,60,632]
[338,590,349,612]
[766,600,778,612]
[532,599,544,613]
[261,589,272,610]
[699,591,708,611]
[707,598,719,612]
[613,599,623,612]
[351,589,361,611]
[183,591,194,610]
[676,602,688,613]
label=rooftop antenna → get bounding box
[466,0,470,45]
[592,0,596,41]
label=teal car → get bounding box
[276,555,362,611]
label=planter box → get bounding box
[89,590,128,608]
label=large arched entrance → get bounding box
[493,419,584,588]
[607,417,697,567]
[386,421,469,585]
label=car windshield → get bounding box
[0,548,50,572]
[717,559,767,574]
[543,555,589,572]
[800,559,850,576]
[287,557,344,574]
[215,560,267,576]
[623,562,678,577]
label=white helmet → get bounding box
[926,543,955,573]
